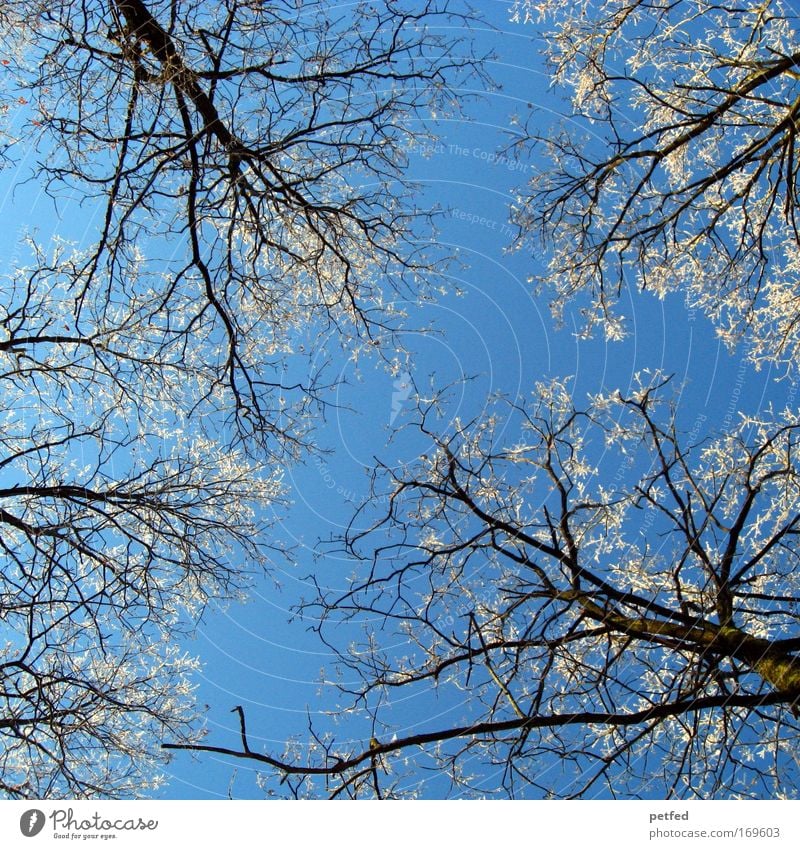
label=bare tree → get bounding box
[0,249,281,797]
[508,0,800,368]
[168,375,800,798]
[1,0,481,447]
[0,0,481,797]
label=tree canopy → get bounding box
[3,0,800,802]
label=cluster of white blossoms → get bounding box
[512,0,800,370]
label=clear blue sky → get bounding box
[0,0,790,799]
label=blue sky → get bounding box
[0,1,792,799]
[161,6,787,798]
